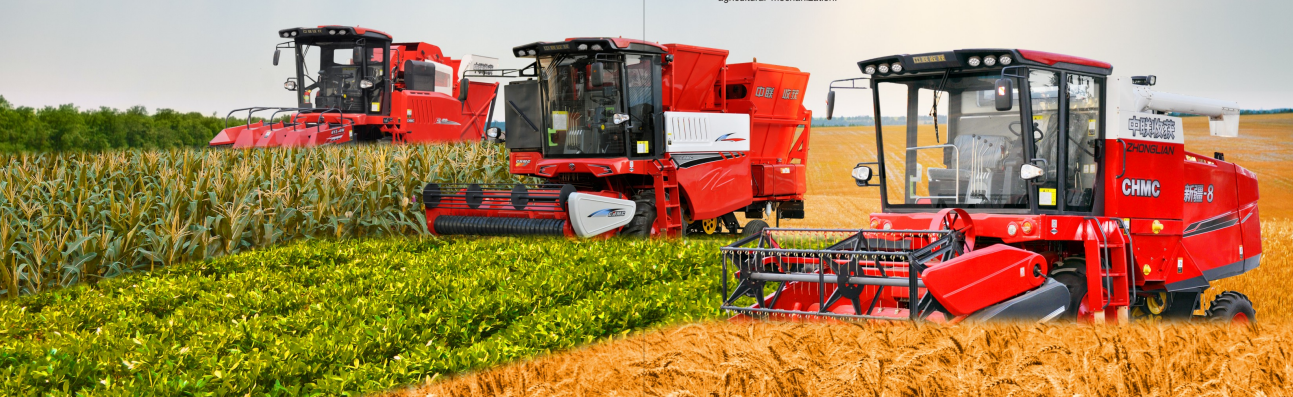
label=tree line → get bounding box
[0,96,228,152]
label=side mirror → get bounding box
[273,49,281,66]
[589,62,605,87]
[485,127,504,142]
[851,164,874,186]
[458,77,470,102]
[826,91,836,120]
[994,78,1014,111]
[353,47,364,65]
[1020,163,1044,180]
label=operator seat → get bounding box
[925,134,1009,203]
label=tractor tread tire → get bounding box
[741,219,769,239]
[619,190,656,239]
[1050,259,1087,319]
[1205,291,1255,323]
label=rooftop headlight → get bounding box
[591,44,603,51]
[329,30,337,35]
[290,31,297,37]
[984,55,997,66]
[577,44,588,51]
[527,49,536,56]
[864,65,877,74]
[878,64,890,74]
[516,50,525,56]
[890,62,903,73]
[967,56,981,67]
[999,54,1013,65]
[281,32,290,38]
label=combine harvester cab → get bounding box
[422,38,813,238]
[209,26,500,148]
[723,49,1259,324]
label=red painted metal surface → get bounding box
[1017,49,1112,69]
[922,245,1047,316]
[752,164,806,197]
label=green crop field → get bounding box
[0,144,517,298]
[0,236,725,395]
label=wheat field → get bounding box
[395,114,1293,396]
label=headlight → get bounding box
[878,64,890,74]
[999,54,1012,65]
[284,80,297,90]
[527,50,536,56]
[577,44,588,51]
[516,50,525,57]
[591,44,603,51]
[890,62,903,73]
[984,55,997,66]
[967,56,981,67]
[290,31,297,37]
[359,79,374,89]
[864,65,876,74]
[329,30,337,35]
[281,32,289,38]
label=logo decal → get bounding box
[1185,184,1214,203]
[1128,116,1177,141]
[589,208,627,218]
[1126,142,1175,155]
[514,159,531,167]
[1122,178,1161,198]
[715,133,746,142]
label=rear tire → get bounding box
[619,190,656,239]
[741,219,769,238]
[1206,291,1255,324]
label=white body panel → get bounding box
[460,55,499,79]
[566,193,636,238]
[426,60,454,96]
[663,112,751,153]
[1108,77,1240,140]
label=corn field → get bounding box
[0,144,520,297]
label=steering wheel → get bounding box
[1008,121,1044,141]
[928,208,976,256]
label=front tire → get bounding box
[1206,291,1255,325]
[619,190,656,239]
[741,219,769,238]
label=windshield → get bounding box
[875,72,1028,209]
[539,54,627,157]
[297,42,386,113]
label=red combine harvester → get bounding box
[422,38,812,238]
[209,26,500,148]
[722,49,1257,324]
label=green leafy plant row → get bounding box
[0,236,726,396]
[0,144,520,297]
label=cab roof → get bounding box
[858,49,1112,77]
[277,25,392,41]
[512,37,667,58]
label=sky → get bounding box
[2,0,1290,120]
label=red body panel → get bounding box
[752,164,806,197]
[677,156,754,220]
[922,245,1047,316]
[1017,49,1113,69]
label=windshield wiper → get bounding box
[930,70,949,143]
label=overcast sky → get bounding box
[2,0,1290,119]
